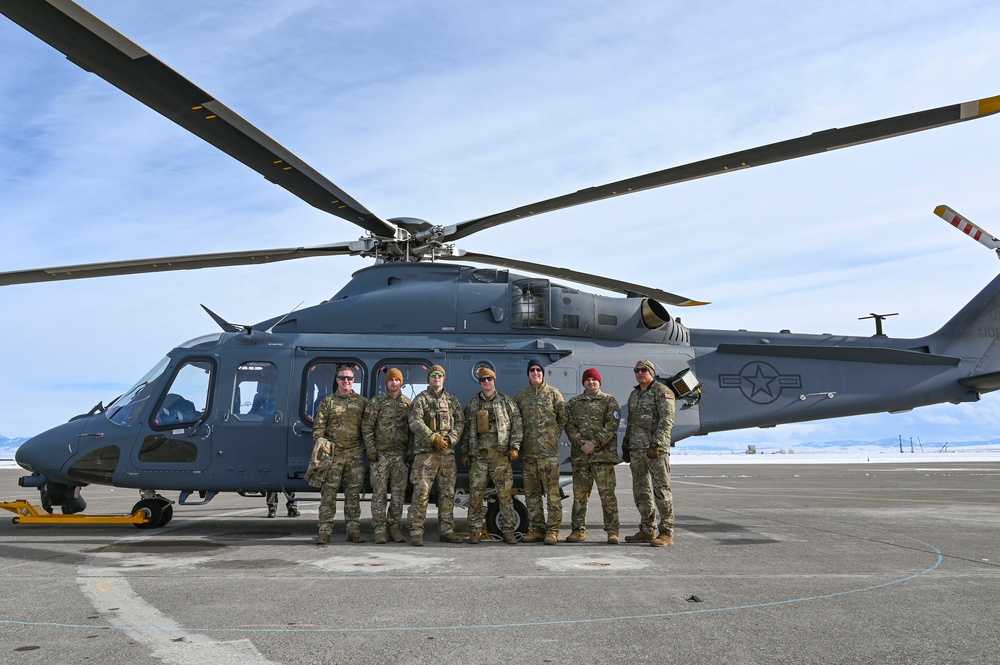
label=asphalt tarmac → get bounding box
[1,461,998,664]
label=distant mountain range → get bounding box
[0,435,28,460]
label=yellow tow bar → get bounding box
[0,499,150,526]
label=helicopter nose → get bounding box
[14,421,82,475]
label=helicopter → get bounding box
[3,1,1000,532]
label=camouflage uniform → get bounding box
[515,381,567,536]
[311,390,369,536]
[362,391,412,538]
[462,391,523,535]
[408,387,465,537]
[624,380,675,537]
[565,390,621,536]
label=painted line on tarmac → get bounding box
[1,535,942,635]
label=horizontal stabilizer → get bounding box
[958,371,1000,392]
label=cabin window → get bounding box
[137,435,198,464]
[152,359,214,428]
[302,361,365,422]
[511,279,552,329]
[232,361,279,421]
[372,361,433,400]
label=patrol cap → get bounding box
[527,358,544,375]
[385,367,403,384]
[634,359,656,373]
[582,368,602,385]
[428,364,446,378]
[477,366,496,381]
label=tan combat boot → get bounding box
[439,532,463,543]
[522,530,546,543]
[624,530,653,543]
[388,525,406,543]
[650,531,674,547]
[543,531,558,545]
[315,532,330,545]
[347,530,365,543]
[607,533,620,545]
[411,533,424,546]
[467,531,481,544]
[565,530,585,543]
[503,531,518,544]
[374,531,388,544]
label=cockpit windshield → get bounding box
[105,356,170,426]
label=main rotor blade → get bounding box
[447,251,709,307]
[447,95,1000,241]
[0,0,397,238]
[0,243,357,286]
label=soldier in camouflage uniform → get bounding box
[407,365,465,546]
[309,365,368,545]
[362,367,411,544]
[623,359,676,547]
[564,367,621,544]
[514,358,567,545]
[461,366,522,545]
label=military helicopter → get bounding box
[3,1,1000,533]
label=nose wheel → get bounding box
[132,498,174,529]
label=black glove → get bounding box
[622,446,631,463]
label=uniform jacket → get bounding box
[312,390,368,453]
[462,391,523,457]
[362,392,412,457]
[409,388,465,454]
[514,381,567,459]
[565,390,621,464]
[624,381,675,452]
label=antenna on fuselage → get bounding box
[266,301,305,333]
[201,304,243,333]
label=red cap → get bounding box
[582,368,602,385]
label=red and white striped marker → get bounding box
[934,205,1000,252]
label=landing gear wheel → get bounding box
[132,498,173,529]
[485,497,529,540]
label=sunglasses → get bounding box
[429,372,445,378]
[336,375,354,381]
[633,367,650,374]
[479,376,495,382]
[528,368,543,373]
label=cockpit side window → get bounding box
[302,360,364,423]
[152,359,214,428]
[232,361,279,421]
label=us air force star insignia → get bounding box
[719,361,802,404]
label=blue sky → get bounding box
[2,1,1000,449]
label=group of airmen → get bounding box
[301,358,676,548]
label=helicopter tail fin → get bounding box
[923,272,1000,391]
